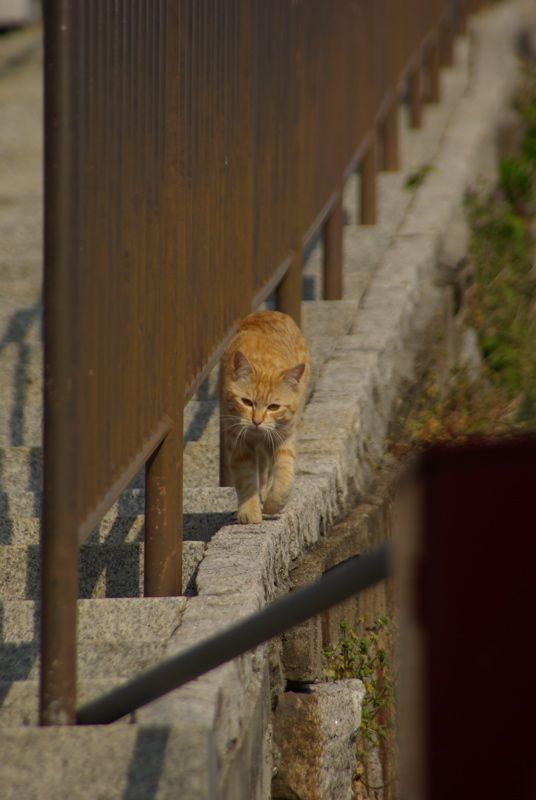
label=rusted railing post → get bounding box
[360,134,378,225]
[40,502,79,725]
[145,0,182,596]
[428,37,441,104]
[323,193,344,300]
[409,58,423,129]
[220,0,254,492]
[276,0,302,328]
[276,254,303,328]
[40,0,79,726]
[145,427,183,597]
[440,15,454,68]
[383,99,399,172]
[457,1,469,36]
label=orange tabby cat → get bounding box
[220,310,310,524]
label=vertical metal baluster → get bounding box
[409,59,423,129]
[323,193,344,300]
[360,135,378,225]
[383,99,399,173]
[41,0,80,726]
[145,0,183,597]
[428,37,441,104]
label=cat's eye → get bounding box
[268,403,280,411]
[241,398,253,407]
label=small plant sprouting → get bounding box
[403,164,434,191]
[323,617,396,796]
[498,154,533,211]
[392,67,536,458]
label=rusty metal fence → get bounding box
[42,0,489,724]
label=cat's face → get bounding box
[225,351,305,443]
[233,385,292,433]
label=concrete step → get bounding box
[0,342,43,406]
[301,299,358,340]
[0,439,221,489]
[0,303,42,345]
[0,405,42,446]
[183,399,219,443]
[0,597,185,682]
[0,374,221,431]
[0,511,234,547]
[0,279,41,310]
[0,200,42,265]
[0,446,42,492]
[0,299,356,451]
[0,487,43,517]
[184,440,220,486]
[0,486,234,599]
[0,539,206,599]
[1,480,231,519]
[0,724,198,799]
[0,260,42,284]
[0,597,187,643]
[0,486,151,518]
[0,486,236,545]
[0,298,357,466]
[0,402,220,486]
[0,404,219,449]
[0,679,129,727]
[0,542,144,600]
[0,638,167,681]
[0,488,236,598]
[0,407,219,450]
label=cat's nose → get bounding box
[252,419,262,427]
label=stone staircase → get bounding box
[0,29,212,795]
[0,267,357,734]
[0,33,360,783]
[0,5,525,796]
[0,280,359,797]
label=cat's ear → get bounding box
[234,351,254,380]
[282,363,306,390]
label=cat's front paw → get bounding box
[237,503,263,524]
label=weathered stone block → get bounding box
[272,679,365,800]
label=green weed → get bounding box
[403,164,434,191]
[394,69,536,455]
[324,618,396,797]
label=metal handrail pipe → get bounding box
[77,544,390,725]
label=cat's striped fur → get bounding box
[219,310,310,524]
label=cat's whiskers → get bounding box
[220,414,244,430]
[225,419,250,457]
[262,424,285,453]
[223,419,245,438]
